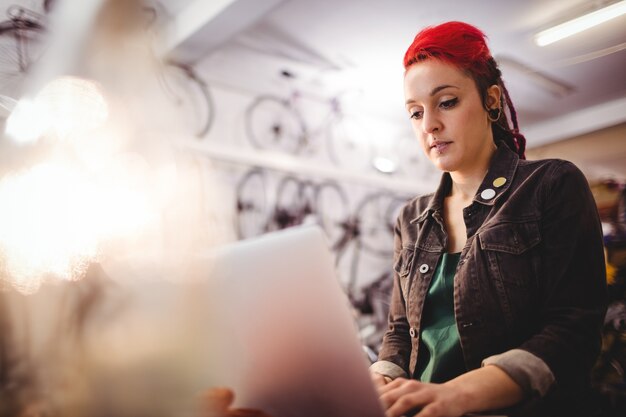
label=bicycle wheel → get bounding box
[345,193,409,304]
[245,95,307,154]
[270,175,314,230]
[157,61,214,139]
[326,112,374,171]
[0,6,47,98]
[235,168,269,239]
[354,192,399,258]
[314,181,349,247]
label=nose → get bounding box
[422,110,441,134]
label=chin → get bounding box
[430,156,459,173]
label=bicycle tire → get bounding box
[244,95,307,154]
[235,168,269,239]
[270,175,315,230]
[157,61,214,139]
[345,193,408,304]
[354,192,399,257]
[313,180,350,247]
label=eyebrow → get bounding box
[405,84,459,105]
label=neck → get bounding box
[449,172,485,201]
[449,143,496,200]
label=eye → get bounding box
[409,110,423,120]
[439,98,458,109]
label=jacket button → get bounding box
[409,328,417,338]
[480,188,496,200]
[419,264,429,273]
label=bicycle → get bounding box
[139,2,215,140]
[244,92,308,155]
[327,191,411,360]
[235,168,353,244]
[332,192,410,296]
[270,175,350,242]
[0,1,216,142]
[0,4,48,99]
[244,71,374,170]
[155,60,215,139]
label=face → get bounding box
[404,59,498,174]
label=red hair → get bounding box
[404,21,526,159]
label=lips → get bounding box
[430,141,452,152]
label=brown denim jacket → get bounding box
[371,145,607,416]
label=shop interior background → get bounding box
[0,0,624,414]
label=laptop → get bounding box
[203,226,507,417]
[204,225,387,417]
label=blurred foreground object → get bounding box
[202,388,273,417]
[0,0,223,293]
[0,0,227,415]
[1,264,219,417]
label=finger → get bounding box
[378,376,410,395]
[202,387,235,415]
[373,375,393,395]
[380,380,426,409]
[414,402,446,417]
[385,389,432,417]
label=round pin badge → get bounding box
[480,188,496,200]
[493,177,507,188]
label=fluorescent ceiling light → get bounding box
[535,0,626,46]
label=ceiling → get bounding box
[0,0,624,150]
[156,0,626,148]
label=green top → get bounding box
[415,252,465,383]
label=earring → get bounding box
[488,107,501,122]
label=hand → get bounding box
[370,371,393,389]
[201,387,273,417]
[378,378,467,417]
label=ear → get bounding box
[485,85,501,110]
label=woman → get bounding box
[369,22,607,417]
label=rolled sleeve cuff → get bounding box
[369,360,408,380]
[482,349,555,397]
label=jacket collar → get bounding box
[410,171,451,224]
[473,144,519,207]
[410,144,520,224]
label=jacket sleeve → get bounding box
[483,160,607,398]
[369,215,411,379]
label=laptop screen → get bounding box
[205,225,386,417]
